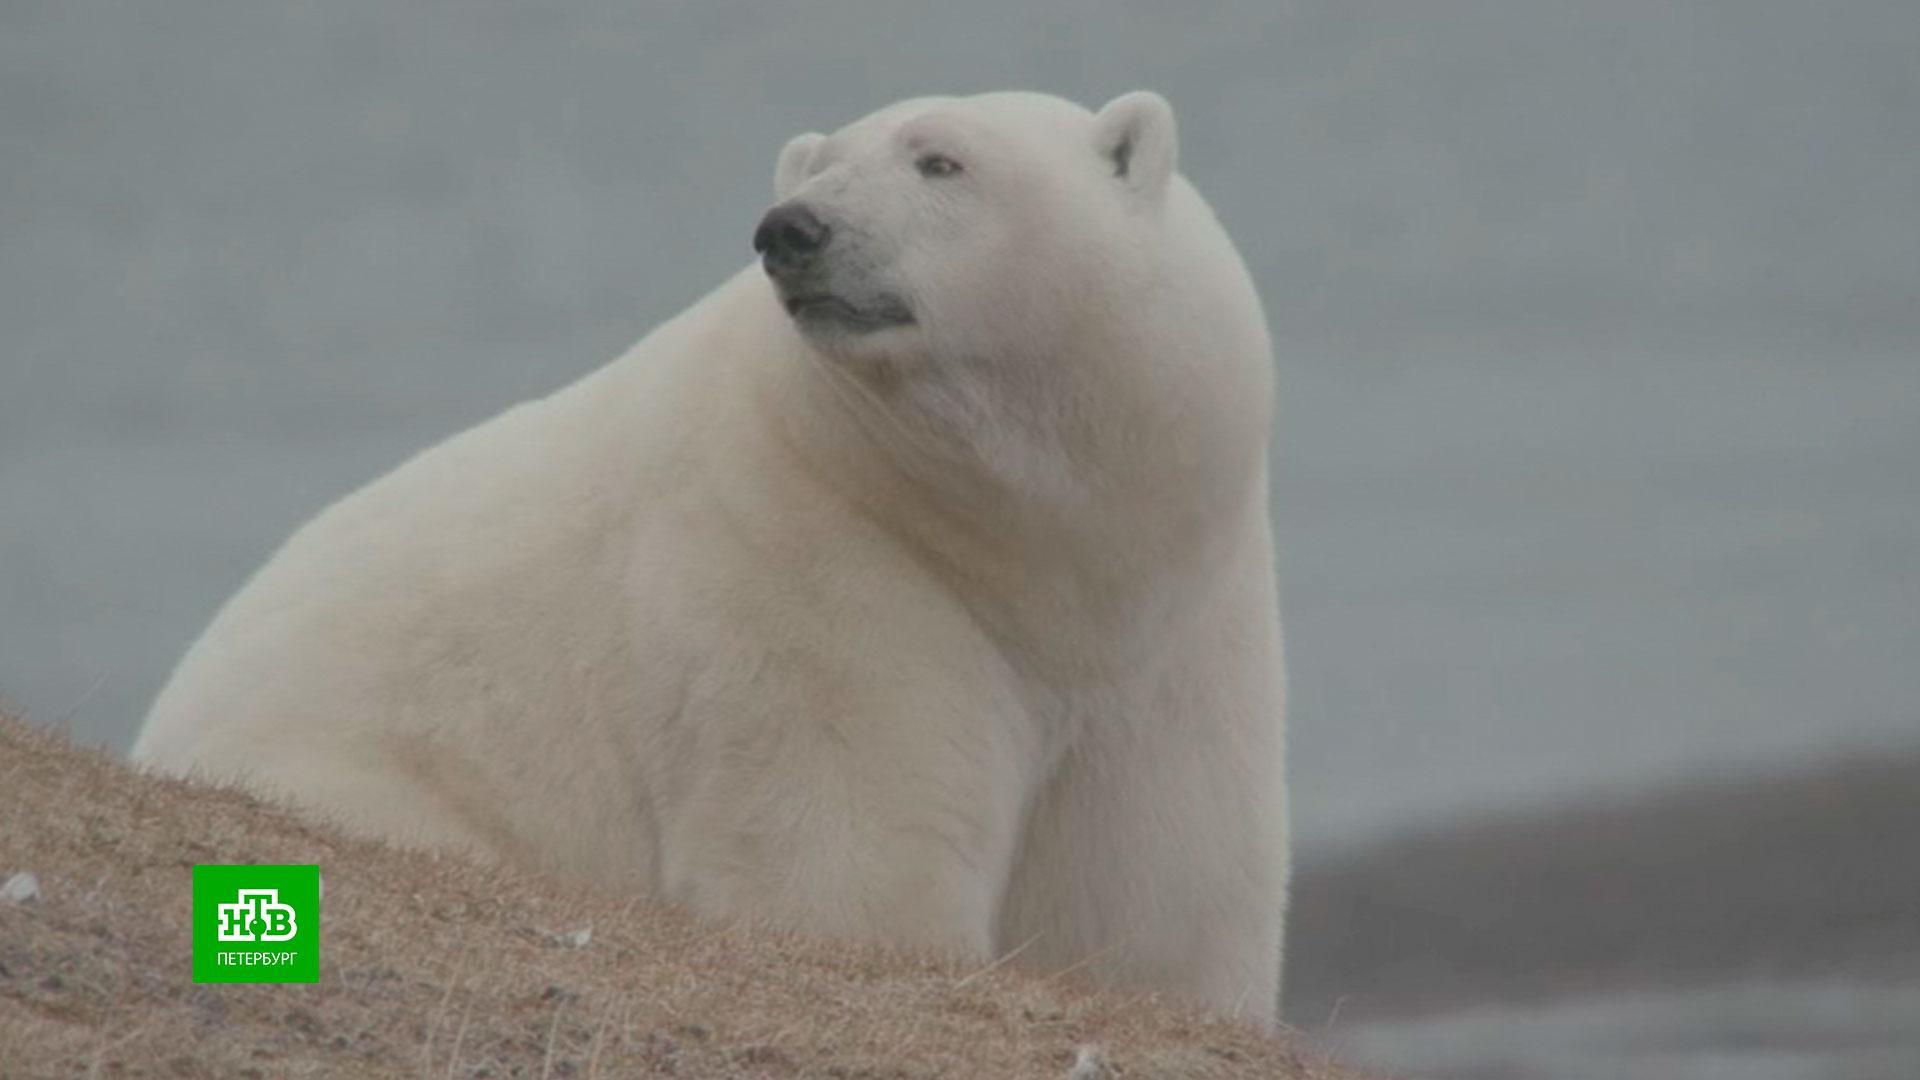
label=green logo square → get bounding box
[192,864,320,983]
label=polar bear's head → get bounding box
[755,91,1216,364]
[754,91,1269,508]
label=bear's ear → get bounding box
[774,131,826,201]
[1092,91,1177,200]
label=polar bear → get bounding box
[134,90,1288,1021]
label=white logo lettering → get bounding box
[216,888,298,942]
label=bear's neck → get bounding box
[759,326,1272,654]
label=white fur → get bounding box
[133,90,1288,1021]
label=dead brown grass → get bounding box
[0,715,1363,1079]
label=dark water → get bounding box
[1287,752,1920,1077]
[4,3,1917,1076]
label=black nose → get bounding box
[752,204,831,272]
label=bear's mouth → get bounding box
[783,293,915,332]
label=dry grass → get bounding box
[0,715,1362,1079]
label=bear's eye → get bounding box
[915,153,963,178]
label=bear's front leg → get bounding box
[654,669,1037,961]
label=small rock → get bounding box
[537,925,592,948]
[1066,1045,1112,1080]
[2,872,39,903]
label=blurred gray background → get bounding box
[3,2,1916,1077]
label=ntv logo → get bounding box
[216,888,298,942]
[192,864,319,983]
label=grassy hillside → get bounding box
[0,715,1358,1079]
